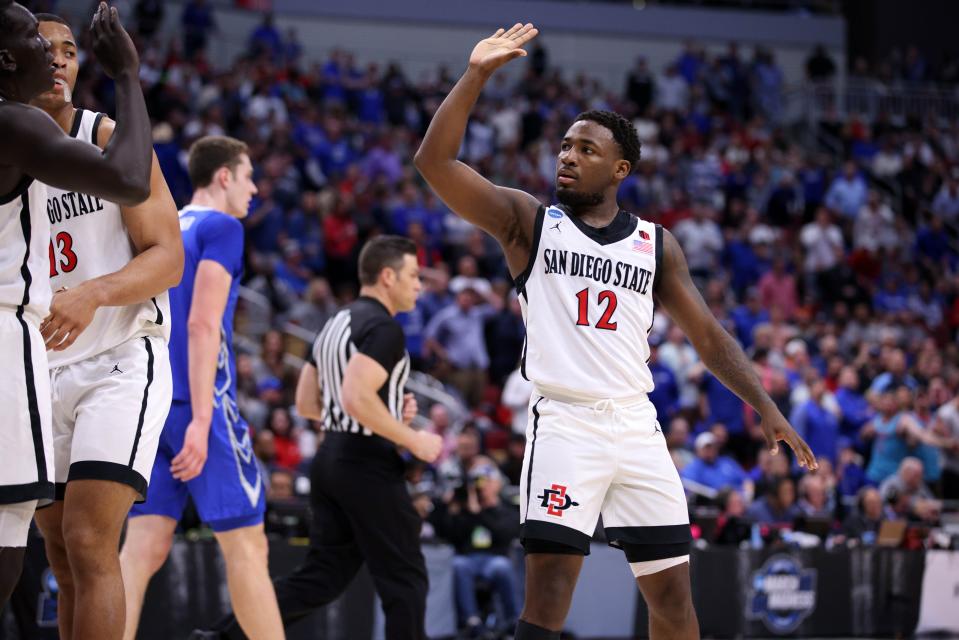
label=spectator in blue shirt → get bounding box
[730,288,769,350]
[648,335,680,423]
[790,376,841,465]
[694,367,746,435]
[834,366,872,440]
[181,0,216,59]
[246,179,285,255]
[824,161,868,219]
[836,439,868,499]
[680,432,750,494]
[868,349,919,397]
[746,476,802,525]
[424,280,495,407]
[862,387,934,484]
[249,12,282,60]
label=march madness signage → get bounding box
[746,554,818,634]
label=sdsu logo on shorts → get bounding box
[538,483,579,517]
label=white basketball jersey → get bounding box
[0,179,51,325]
[517,205,661,401]
[46,109,170,368]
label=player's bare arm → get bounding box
[0,4,151,204]
[40,119,184,351]
[655,229,818,469]
[414,23,541,276]
[170,260,232,481]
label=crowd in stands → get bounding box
[38,0,959,634]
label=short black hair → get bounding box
[34,12,69,27]
[187,136,249,188]
[573,110,641,168]
[357,235,416,286]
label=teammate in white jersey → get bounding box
[27,14,184,640]
[0,1,153,610]
[415,24,818,640]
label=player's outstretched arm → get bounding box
[655,229,818,469]
[414,23,541,276]
[0,4,152,204]
[40,120,184,351]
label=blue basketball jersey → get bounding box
[170,205,244,404]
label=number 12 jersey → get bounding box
[515,205,662,401]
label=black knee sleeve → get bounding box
[515,619,561,640]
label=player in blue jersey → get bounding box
[118,136,284,640]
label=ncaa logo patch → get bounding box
[746,554,817,634]
[537,483,579,517]
[547,209,563,219]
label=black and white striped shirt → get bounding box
[309,296,410,454]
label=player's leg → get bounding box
[200,454,365,638]
[515,397,611,639]
[1,315,55,608]
[61,336,173,640]
[516,551,584,637]
[0,501,38,607]
[33,502,75,638]
[604,402,698,640]
[121,399,189,640]
[211,523,283,640]
[191,401,282,639]
[61,480,139,640]
[635,560,698,639]
[119,514,178,640]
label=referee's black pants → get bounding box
[211,443,429,639]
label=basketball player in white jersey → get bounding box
[26,13,184,640]
[415,24,818,640]
[0,1,154,610]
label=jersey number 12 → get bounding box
[575,288,618,331]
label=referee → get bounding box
[201,236,442,640]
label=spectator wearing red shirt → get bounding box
[758,255,799,320]
[268,407,302,471]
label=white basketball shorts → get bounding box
[519,392,691,562]
[0,311,54,507]
[49,335,172,501]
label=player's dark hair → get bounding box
[358,235,417,286]
[34,13,70,27]
[573,110,641,168]
[187,136,249,188]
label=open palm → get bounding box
[469,23,539,74]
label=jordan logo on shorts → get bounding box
[110,363,123,375]
[538,483,579,517]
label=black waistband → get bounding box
[320,431,403,464]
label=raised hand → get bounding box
[469,23,539,76]
[89,2,140,79]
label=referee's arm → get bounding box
[295,361,323,422]
[341,353,442,463]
